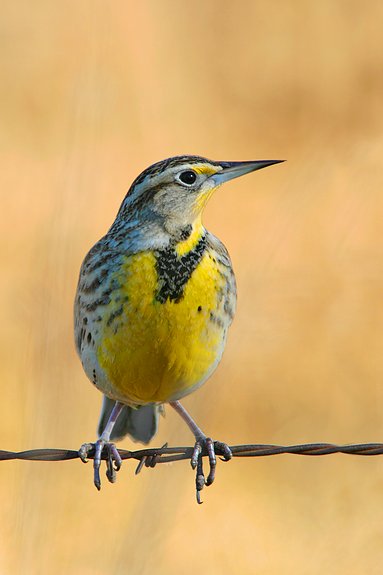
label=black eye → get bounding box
[179,170,197,185]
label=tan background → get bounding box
[1,1,383,573]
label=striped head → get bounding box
[116,155,283,234]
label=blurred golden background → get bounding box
[1,1,383,573]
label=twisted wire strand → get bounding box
[1,442,383,464]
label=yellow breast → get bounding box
[96,248,230,404]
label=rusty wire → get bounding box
[1,442,383,466]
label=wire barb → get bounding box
[1,442,383,463]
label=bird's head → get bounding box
[117,155,283,234]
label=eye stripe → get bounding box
[192,165,217,176]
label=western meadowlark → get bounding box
[75,155,282,501]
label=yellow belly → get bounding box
[96,250,229,404]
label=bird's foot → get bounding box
[191,437,232,504]
[79,439,122,490]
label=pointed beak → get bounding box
[211,159,284,186]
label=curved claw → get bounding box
[215,441,232,462]
[191,437,232,503]
[79,440,122,490]
[78,442,94,463]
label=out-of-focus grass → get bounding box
[1,1,383,574]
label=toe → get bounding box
[106,457,117,483]
[215,441,232,462]
[205,438,217,486]
[94,467,102,490]
[106,444,122,483]
[79,442,94,463]
[195,455,205,504]
[191,441,202,470]
[110,444,122,471]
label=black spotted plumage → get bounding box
[155,235,207,303]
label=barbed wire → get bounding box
[1,442,383,466]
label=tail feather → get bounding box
[98,396,159,444]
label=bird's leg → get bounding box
[79,401,125,490]
[169,400,232,503]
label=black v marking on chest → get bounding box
[155,235,207,303]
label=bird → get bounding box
[74,154,282,501]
